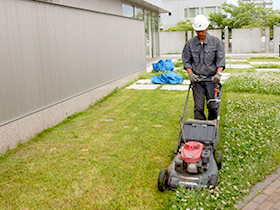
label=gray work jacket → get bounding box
[182,33,226,76]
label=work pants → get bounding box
[192,81,217,120]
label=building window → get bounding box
[122,4,134,18]
[152,12,159,56]
[121,5,159,58]
[189,7,199,17]
[145,10,152,58]
[184,8,188,18]
[205,7,216,16]
[201,7,205,16]
[135,7,144,20]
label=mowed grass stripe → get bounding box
[0,89,192,209]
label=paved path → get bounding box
[144,53,280,210]
[238,167,280,210]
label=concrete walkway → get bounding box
[143,53,280,210]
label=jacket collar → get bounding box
[194,33,209,45]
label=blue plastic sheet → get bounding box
[152,59,174,72]
[151,71,184,85]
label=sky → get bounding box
[226,0,280,10]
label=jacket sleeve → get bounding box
[215,40,226,70]
[182,42,193,70]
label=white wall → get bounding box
[159,31,186,54]
[232,28,262,53]
[274,27,280,53]
[209,29,222,40]
[58,0,122,15]
[0,0,146,154]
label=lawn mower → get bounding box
[158,79,223,191]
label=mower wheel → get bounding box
[216,151,223,170]
[209,174,218,187]
[158,169,168,192]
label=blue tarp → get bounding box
[151,71,184,85]
[152,59,174,72]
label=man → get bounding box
[182,14,225,120]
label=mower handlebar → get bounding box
[191,79,222,87]
[199,78,212,82]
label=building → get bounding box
[41,0,171,58]
[0,0,170,154]
[159,0,226,30]
[241,0,274,9]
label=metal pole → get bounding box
[279,42,280,57]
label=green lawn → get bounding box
[0,90,189,210]
[0,57,279,210]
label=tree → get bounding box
[165,0,280,33]
[209,0,280,29]
[164,19,193,32]
[263,10,280,28]
[208,12,227,29]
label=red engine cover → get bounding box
[180,141,203,163]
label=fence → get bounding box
[161,27,280,54]
[159,31,185,54]
[231,28,262,53]
[0,0,146,153]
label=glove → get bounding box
[212,74,221,84]
[189,74,201,83]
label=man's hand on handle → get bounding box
[189,73,201,83]
[211,74,221,84]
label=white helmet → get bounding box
[192,14,209,31]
